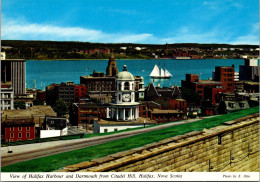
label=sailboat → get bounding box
[150,64,172,79]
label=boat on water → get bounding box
[150,64,172,79]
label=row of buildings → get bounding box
[1,50,259,142]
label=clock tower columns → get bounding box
[111,65,139,121]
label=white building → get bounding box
[138,77,145,99]
[1,83,14,110]
[1,52,6,60]
[40,117,68,138]
[111,65,139,121]
[94,65,155,133]
[234,72,239,82]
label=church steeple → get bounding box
[106,54,118,77]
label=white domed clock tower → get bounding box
[111,65,139,121]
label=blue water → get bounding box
[26,59,245,90]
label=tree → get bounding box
[33,99,44,105]
[179,87,201,105]
[14,101,26,109]
[53,99,68,117]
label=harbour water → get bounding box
[26,59,245,90]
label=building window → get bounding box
[118,83,121,90]
[10,127,14,131]
[228,103,234,108]
[10,133,14,138]
[26,132,30,138]
[124,82,130,90]
[104,129,108,133]
[18,127,22,131]
[125,111,129,117]
[18,133,22,138]
[26,127,30,131]
[239,103,245,108]
[218,135,222,145]
[118,94,121,101]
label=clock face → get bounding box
[122,93,131,102]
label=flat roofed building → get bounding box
[94,117,155,133]
[1,105,57,128]
[1,82,14,110]
[239,59,259,81]
[46,82,87,106]
[182,74,222,99]
[1,56,26,95]
[1,118,35,142]
[214,66,235,92]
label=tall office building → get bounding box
[1,52,26,95]
[239,59,259,81]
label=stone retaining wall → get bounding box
[60,113,259,172]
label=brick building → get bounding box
[139,101,161,118]
[80,56,143,99]
[86,48,110,55]
[145,83,187,113]
[213,66,235,92]
[106,55,118,77]
[80,71,116,96]
[80,55,118,96]
[1,118,35,142]
[181,74,222,99]
[70,102,109,126]
[204,87,228,105]
[46,82,87,106]
[37,90,46,102]
[150,110,185,123]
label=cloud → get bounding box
[229,23,259,45]
[230,35,259,45]
[203,1,218,9]
[1,16,153,43]
[1,17,258,45]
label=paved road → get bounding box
[1,118,203,167]
[67,126,85,135]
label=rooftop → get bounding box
[1,106,57,118]
[245,82,259,85]
[151,110,183,114]
[115,65,135,81]
[195,80,222,84]
[97,117,156,126]
[1,59,26,61]
[2,118,35,126]
[80,76,115,79]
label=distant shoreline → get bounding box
[25,58,244,61]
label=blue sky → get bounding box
[1,0,259,44]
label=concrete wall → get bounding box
[61,114,259,172]
[40,128,67,138]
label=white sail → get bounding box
[160,68,165,77]
[165,69,172,77]
[150,64,160,76]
